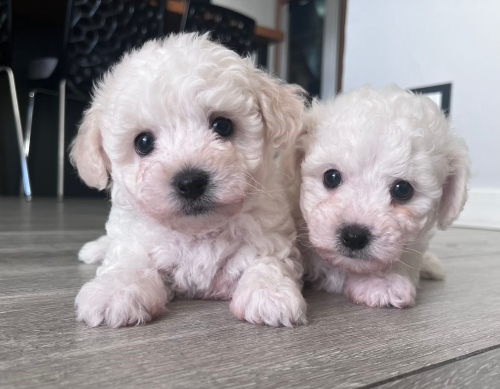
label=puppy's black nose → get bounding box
[340,224,370,251]
[174,170,209,200]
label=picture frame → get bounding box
[410,83,452,116]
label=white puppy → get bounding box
[291,85,470,308]
[70,33,307,328]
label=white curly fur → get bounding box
[290,85,470,308]
[71,33,307,328]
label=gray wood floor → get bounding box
[1,197,499,389]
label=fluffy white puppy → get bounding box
[70,33,307,328]
[291,85,470,308]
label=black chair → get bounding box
[0,0,31,199]
[180,0,255,57]
[24,0,165,199]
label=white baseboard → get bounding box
[453,188,500,230]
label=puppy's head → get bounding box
[299,85,470,273]
[70,33,304,233]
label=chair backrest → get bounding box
[62,0,166,97]
[0,0,12,66]
[181,1,255,57]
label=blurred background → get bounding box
[1,0,499,229]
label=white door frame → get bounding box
[278,0,342,99]
[321,0,342,99]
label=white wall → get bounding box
[343,0,500,190]
[342,0,500,228]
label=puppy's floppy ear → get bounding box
[437,135,471,230]
[280,106,315,179]
[251,68,306,152]
[69,104,110,190]
[293,100,319,166]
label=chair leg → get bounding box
[0,66,32,200]
[57,79,67,201]
[24,91,36,159]
[24,88,60,160]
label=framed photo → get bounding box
[410,83,452,116]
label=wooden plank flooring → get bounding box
[377,348,500,389]
[1,197,499,389]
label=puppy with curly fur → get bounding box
[71,33,307,328]
[290,85,470,308]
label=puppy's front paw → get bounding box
[78,235,110,264]
[76,270,168,328]
[344,273,416,308]
[230,285,307,327]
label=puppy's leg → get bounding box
[78,235,111,264]
[230,256,307,327]
[343,249,422,309]
[420,251,445,280]
[76,246,169,327]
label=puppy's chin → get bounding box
[315,247,388,273]
[157,201,244,235]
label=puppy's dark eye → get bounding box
[135,132,155,156]
[323,169,342,189]
[391,180,414,201]
[211,117,234,138]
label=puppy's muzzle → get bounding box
[173,169,209,200]
[339,224,371,251]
